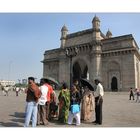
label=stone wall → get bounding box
[102,53,135,91]
[43,60,59,81]
[65,33,92,47]
[121,54,135,90]
[102,35,133,52]
[134,55,140,88]
[102,55,121,91]
[44,48,60,60]
[58,57,70,85]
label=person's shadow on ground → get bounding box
[0,112,25,127]
[10,112,25,126]
[0,121,23,127]
[10,112,25,118]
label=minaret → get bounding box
[92,15,100,29]
[60,25,68,48]
[90,15,102,83]
[92,15,101,40]
[106,29,112,38]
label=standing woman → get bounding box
[81,86,95,122]
[68,85,81,125]
[58,83,70,123]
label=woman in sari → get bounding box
[81,86,95,122]
[58,83,70,123]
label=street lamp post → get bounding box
[66,47,79,90]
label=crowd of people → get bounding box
[24,76,104,127]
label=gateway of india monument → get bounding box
[42,15,140,91]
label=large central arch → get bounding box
[73,59,88,82]
[73,62,82,80]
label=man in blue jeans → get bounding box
[24,77,41,127]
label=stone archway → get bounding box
[108,61,121,91]
[111,76,118,91]
[73,59,88,82]
[73,62,82,81]
[83,65,88,79]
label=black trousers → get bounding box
[95,96,103,124]
[129,94,134,100]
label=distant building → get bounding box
[42,16,140,91]
[0,80,15,86]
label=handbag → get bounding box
[71,104,80,114]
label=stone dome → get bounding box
[61,25,68,31]
[92,15,100,23]
[106,29,112,38]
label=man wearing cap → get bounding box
[93,79,104,125]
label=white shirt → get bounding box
[94,83,104,97]
[38,85,48,105]
[16,87,19,92]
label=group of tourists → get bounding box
[129,87,140,102]
[24,77,57,127]
[24,76,104,127]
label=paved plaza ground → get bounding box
[0,90,140,127]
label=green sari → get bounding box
[58,89,70,123]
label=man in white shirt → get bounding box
[93,79,104,125]
[37,78,49,125]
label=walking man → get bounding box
[129,87,134,100]
[93,78,104,125]
[24,77,41,127]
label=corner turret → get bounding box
[92,15,100,30]
[60,25,68,48]
[106,29,112,38]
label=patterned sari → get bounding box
[81,91,95,121]
[58,89,70,123]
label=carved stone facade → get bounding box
[42,16,140,91]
